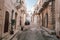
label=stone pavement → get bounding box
[17,27,59,40]
[11,23,59,40]
[17,29,44,40]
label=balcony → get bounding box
[14,0,24,10]
[42,2,49,8]
[15,3,21,10]
[38,0,50,13]
[39,8,44,13]
[42,0,55,9]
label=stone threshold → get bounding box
[7,30,19,40]
[41,27,56,35]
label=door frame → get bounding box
[4,11,9,33]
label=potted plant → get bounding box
[10,19,16,34]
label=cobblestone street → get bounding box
[16,23,59,40]
[1,0,60,40]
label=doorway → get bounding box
[4,11,9,33]
[45,13,48,28]
[15,12,17,29]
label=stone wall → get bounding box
[0,0,4,38]
[0,0,21,39]
[55,0,60,37]
[40,4,55,30]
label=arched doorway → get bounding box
[4,11,9,33]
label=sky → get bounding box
[25,0,37,21]
[25,0,37,12]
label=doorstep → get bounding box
[41,27,56,35]
[7,30,21,40]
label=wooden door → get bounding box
[46,13,48,28]
[4,11,9,33]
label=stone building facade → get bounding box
[33,0,60,38]
[32,13,39,24]
[0,0,18,39]
[33,0,55,30]
[19,0,27,28]
[32,0,56,35]
[55,0,60,38]
[38,0,55,30]
[31,0,41,25]
[38,0,60,38]
[0,0,26,40]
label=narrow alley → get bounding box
[17,23,58,40]
[0,0,60,40]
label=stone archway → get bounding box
[4,11,9,33]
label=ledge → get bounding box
[7,30,20,40]
[42,2,49,8]
[41,27,56,35]
[39,8,44,13]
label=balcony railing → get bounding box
[39,8,44,13]
[14,0,24,10]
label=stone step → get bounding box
[40,28,58,40]
[41,27,56,35]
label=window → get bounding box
[16,0,21,3]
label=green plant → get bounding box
[11,19,16,26]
